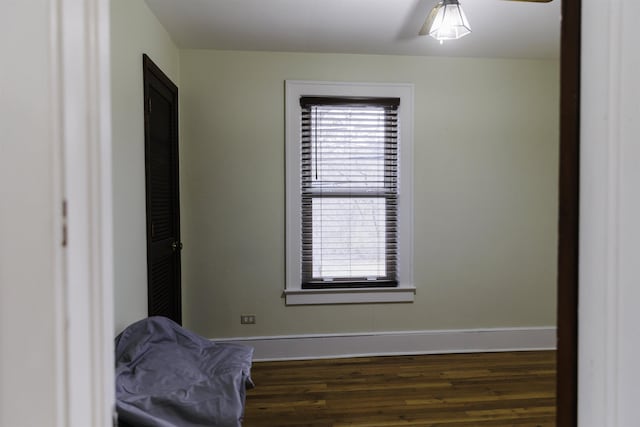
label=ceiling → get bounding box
[144,0,561,59]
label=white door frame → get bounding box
[579,0,640,426]
[55,0,114,425]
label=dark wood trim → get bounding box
[557,0,581,425]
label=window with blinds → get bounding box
[300,96,400,289]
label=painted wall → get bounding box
[111,0,180,333]
[178,50,560,338]
[0,1,61,425]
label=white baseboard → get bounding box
[213,327,556,361]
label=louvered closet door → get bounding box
[143,54,182,324]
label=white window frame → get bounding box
[285,80,415,305]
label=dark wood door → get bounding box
[143,54,182,324]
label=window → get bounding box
[300,97,399,288]
[286,81,414,305]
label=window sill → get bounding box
[284,286,416,305]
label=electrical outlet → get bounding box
[240,314,256,325]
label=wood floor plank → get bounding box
[244,351,556,427]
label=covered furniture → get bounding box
[115,316,254,427]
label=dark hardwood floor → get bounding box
[244,351,556,427]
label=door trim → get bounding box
[556,0,580,425]
[56,0,115,425]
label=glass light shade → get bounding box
[425,0,471,42]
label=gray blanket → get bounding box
[115,317,254,427]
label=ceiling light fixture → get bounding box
[420,0,471,44]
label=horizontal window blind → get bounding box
[300,96,400,289]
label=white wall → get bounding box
[111,0,180,333]
[0,1,62,425]
[178,50,560,339]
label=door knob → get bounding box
[171,241,183,252]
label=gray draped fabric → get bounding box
[115,317,254,427]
